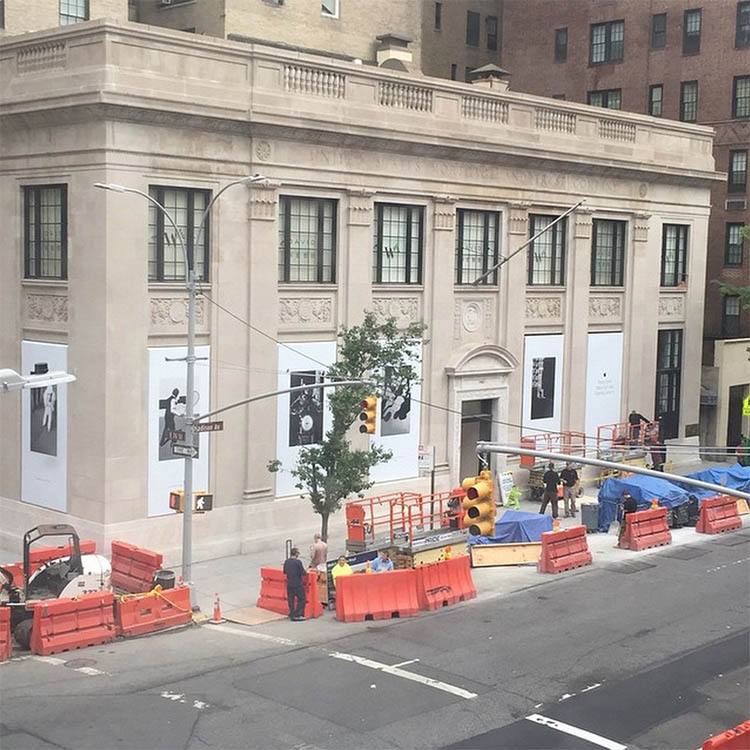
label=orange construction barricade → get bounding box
[335,569,420,622]
[0,607,11,662]
[111,541,164,593]
[538,525,593,574]
[30,591,116,656]
[414,556,476,610]
[114,586,192,637]
[702,720,750,750]
[619,507,672,551]
[256,568,322,619]
[696,495,743,535]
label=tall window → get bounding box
[59,0,88,25]
[683,8,701,54]
[725,223,745,266]
[528,215,566,286]
[374,204,423,284]
[24,185,67,279]
[321,0,338,18]
[651,13,666,49]
[588,89,621,109]
[679,80,698,121]
[466,10,480,46]
[722,296,741,337]
[555,27,568,62]
[733,75,750,118]
[590,20,624,64]
[661,225,688,286]
[728,150,748,192]
[148,186,210,282]
[486,15,498,51]
[738,1,750,48]
[649,84,664,116]
[278,197,336,283]
[456,210,499,285]
[0,1,5,29]
[655,329,682,439]
[450,63,457,80]
[591,219,626,286]
[434,1,442,31]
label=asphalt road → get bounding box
[1,531,748,750]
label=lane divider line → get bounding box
[525,714,627,750]
[391,658,420,668]
[208,624,300,647]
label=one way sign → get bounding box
[194,492,213,512]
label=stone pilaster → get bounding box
[340,188,374,327]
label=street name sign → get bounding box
[193,421,224,433]
[172,443,198,458]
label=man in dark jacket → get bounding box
[618,492,639,546]
[560,462,579,517]
[539,463,560,519]
[283,547,307,621]
[628,410,649,445]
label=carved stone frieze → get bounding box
[17,41,67,75]
[26,294,68,323]
[249,181,280,221]
[347,188,375,226]
[433,195,457,231]
[508,201,530,236]
[525,296,562,321]
[151,297,205,326]
[453,298,493,339]
[588,296,622,319]
[633,211,651,243]
[279,297,333,325]
[574,206,594,239]
[658,295,685,318]
[255,140,272,161]
[372,297,420,327]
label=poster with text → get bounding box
[522,334,564,437]
[585,332,623,451]
[289,370,325,447]
[21,341,68,511]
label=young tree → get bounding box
[269,311,426,540]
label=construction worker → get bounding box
[618,492,638,547]
[330,555,353,585]
[370,550,394,573]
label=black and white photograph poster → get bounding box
[380,366,411,436]
[157,386,199,462]
[522,334,564,437]
[530,356,556,420]
[288,370,324,447]
[21,340,68,511]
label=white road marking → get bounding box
[558,693,574,701]
[34,656,66,666]
[391,658,420,668]
[526,714,627,750]
[208,623,299,647]
[707,556,750,573]
[159,691,210,710]
[581,683,602,693]
[29,655,110,676]
[75,666,108,676]
[329,651,477,700]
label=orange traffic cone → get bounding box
[444,545,452,560]
[553,518,561,532]
[365,560,372,574]
[651,498,659,510]
[209,592,225,624]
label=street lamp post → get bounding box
[95,175,266,606]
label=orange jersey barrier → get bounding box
[2,540,97,586]
[114,585,192,637]
[620,507,672,551]
[0,607,11,662]
[256,568,322,619]
[414,556,476,610]
[30,591,116,656]
[335,568,420,622]
[696,495,743,535]
[538,525,593,574]
[702,720,750,750]
[111,541,163,593]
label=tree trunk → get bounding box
[320,513,329,543]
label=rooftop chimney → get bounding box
[468,64,511,91]
[375,33,413,71]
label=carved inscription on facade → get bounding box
[26,295,68,323]
[372,297,420,326]
[279,297,333,325]
[589,296,622,319]
[525,296,562,321]
[151,297,205,326]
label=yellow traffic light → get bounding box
[462,471,495,536]
[359,396,377,434]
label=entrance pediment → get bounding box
[445,344,519,378]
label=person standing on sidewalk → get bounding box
[560,462,579,518]
[309,533,328,572]
[618,492,638,547]
[283,547,306,621]
[539,463,560,519]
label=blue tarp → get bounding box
[468,509,553,545]
[597,475,690,532]
[679,463,750,497]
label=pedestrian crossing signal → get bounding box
[169,490,184,513]
[194,492,213,513]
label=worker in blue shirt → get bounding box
[370,550,394,573]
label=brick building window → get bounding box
[725,223,745,266]
[679,80,698,121]
[683,9,701,55]
[660,225,688,286]
[555,28,568,61]
[59,0,88,25]
[591,219,625,286]
[321,0,339,18]
[588,88,621,109]
[738,1,750,47]
[456,210,499,285]
[528,215,566,286]
[651,13,666,49]
[434,2,442,31]
[24,185,67,279]
[733,75,750,118]
[486,15,498,51]
[649,84,663,116]
[0,1,5,29]
[450,63,457,80]
[374,204,423,284]
[466,11,480,46]
[728,150,748,192]
[278,197,336,283]
[590,20,624,64]
[148,186,211,282]
[722,296,741,337]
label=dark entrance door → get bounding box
[727,384,748,449]
[655,329,683,440]
[460,399,493,478]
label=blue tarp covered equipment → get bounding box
[468,509,553,545]
[677,463,750,498]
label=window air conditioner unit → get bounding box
[725,198,747,211]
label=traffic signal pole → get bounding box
[476,442,750,502]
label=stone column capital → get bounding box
[434,195,457,231]
[249,181,280,221]
[347,188,375,225]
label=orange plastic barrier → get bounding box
[30,591,116,656]
[111,541,163,593]
[335,569,419,622]
[414,556,476,610]
[114,586,192,637]
[2,540,97,587]
[0,607,11,662]
[696,495,743,535]
[702,720,750,750]
[256,568,322,619]
[619,507,672,551]
[538,525,593,574]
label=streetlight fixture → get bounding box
[95,174,267,606]
[0,368,76,392]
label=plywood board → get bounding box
[737,498,750,516]
[224,606,287,626]
[412,543,468,566]
[470,542,542,568]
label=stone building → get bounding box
[0,20,717,560]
